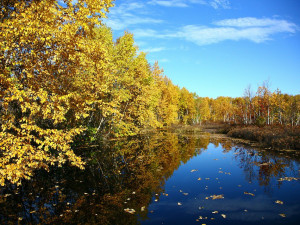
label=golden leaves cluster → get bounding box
[0,0,113,186]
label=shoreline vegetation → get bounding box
[226,125,300,150]
[172,123,300,151]
[1,1,299,186]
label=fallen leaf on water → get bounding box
[275,200,283,204]
[124,208,136,214]
[178,202,182,206]
[244,192,255,196]
[244,209,248,212]
[221,214,226,218]
[191,169,198,172]
[279,214,286,217]
[183,193,189,196]
[210,194,224,200]
[259,162,271,166]
[278,177,299,182]
[212,211,218,214]
[141,206,145,211]
[154,199,158,202]
[198,178,202,181]
[198,216,208,220]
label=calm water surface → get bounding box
[0,131,299,224]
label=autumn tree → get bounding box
[0,0,113,185]
[154,65,179,126]
[243,85,254,124]
[110,32,161,136]
[256,80,272,125]
[194,97,210,125]
[178,87,196,124]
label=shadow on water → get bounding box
[0,131,299,224]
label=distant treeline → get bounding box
[194,83,300,127]
[0,0,299,186]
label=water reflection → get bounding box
[0,132,299,224]
[232,146,299,190]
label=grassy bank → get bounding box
[225,125,300,150]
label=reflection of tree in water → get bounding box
[3,132,297,224]
[233,147,299,193]
[0,132,211,224]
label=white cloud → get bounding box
[148,0,230,8]
[178,18,297,45]
[132,28,173,39]
[148,0,189,7]
[143,47,167,53]
[214,17,296,29]
[105,1,163,31]
[105,0,232,32]
[106,17,163,31]
[209,0,230,9]
[132,18,298,46]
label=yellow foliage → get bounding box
[0,0,113,186]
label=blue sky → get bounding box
[105,0,300,98]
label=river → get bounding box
[0,131,299,224]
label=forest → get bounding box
[1,0,299,186]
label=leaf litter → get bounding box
[206,194,224,200]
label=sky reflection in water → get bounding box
[0,132,299,224]
[140,136,300,225]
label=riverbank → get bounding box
[145,123,300,150]
[218,124,300,150]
